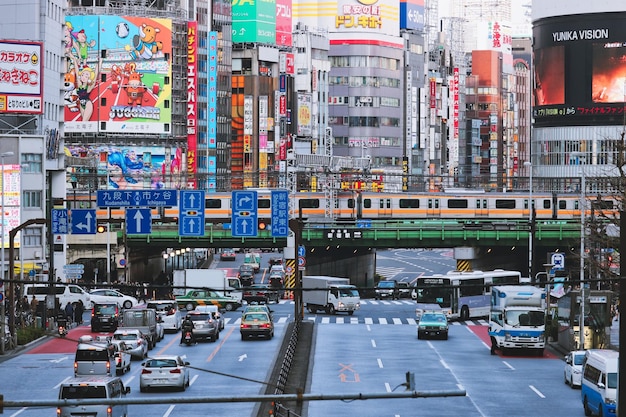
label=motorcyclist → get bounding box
[180,314,195,344]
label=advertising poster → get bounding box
[0,41,43,114]
[64,15,172,134]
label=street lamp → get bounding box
[0,151,14,355]
[524,161,533,281]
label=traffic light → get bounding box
[97,225,106,233]
[258,220,269,230]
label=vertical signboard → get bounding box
[1,165,21,248]
[296,93,312,136]
[186,21,198,189]
[0,41,43,114]
[208,31,218,149]
[275,0,293,47]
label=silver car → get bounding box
[139,355,190,392]
[112,329,148,360]
[187,311,219,342]
[148,300,182,333]
[193,305,224,330]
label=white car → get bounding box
[147,300,182,333]
[564,350,586,388]
[139,355,190,392]
[89,289,138,309]
[112,329,148,360]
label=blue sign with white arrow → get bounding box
[232,190,257,237]
[126,208,152,235]
[71,209,97,234]
[179,190,205,237]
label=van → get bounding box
[23,283,90,309]
[74,336,113,377]
[581,349,618,416]
[57,376,130,417]
[120,308,157,349]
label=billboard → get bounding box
[399,0,424,32]
[276,0,293,47]
[232,0,276,43]
[533,12,626,127]
[64,16,172,134]
[65,144,186,190]
[187,22,198,189]
[0,40,43,114]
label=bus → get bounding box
[415,269,522,320]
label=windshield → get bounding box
[505,310,545,326]
[377,281,395,288]
[114,334,138,341]
[338,288,359,297]
[416,287,451,308]
[574,354,585,366]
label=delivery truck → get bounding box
[173,269,242,302]
[302,276,361,315]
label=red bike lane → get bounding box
[467,325,559,359]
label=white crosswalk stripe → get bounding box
[225,316,488,326]
[375,266,405,280]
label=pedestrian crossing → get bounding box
[222,315,489,326]
[375,266,406,280]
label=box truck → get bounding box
[173,269,242,302]
[302,276,360,315]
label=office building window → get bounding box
[23,190,42,208]
[21,154,43,173]
[23,227,43,247]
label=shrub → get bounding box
[16,326,45,345]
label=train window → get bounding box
[299,199,320,209]
[494,199,515,209]
[363,199,371,208]
[558,200,567,209]
[347,199,355,209]
[592,200,613,210]
[379,199,384,209]
[542,199,551,209]
[448,199,468,209]
[475,200,480,209]
[258,199,270,209]
[482,199,487,209]
[206,199,222,209]
[399,199,420,208]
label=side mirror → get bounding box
[184,361,190,366]
[125,387,131,394]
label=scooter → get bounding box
[183,330,194,346]
[57,318,68,338]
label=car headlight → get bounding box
[605,398,616,406]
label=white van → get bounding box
[74,336,113,377]
[57,376,130,417]
[23,283,90,309]
[581,349,618,417]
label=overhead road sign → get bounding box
[51,209,69,234]
[271,190,289,237]
[96,189,177,208]
[126,208,152,235]
[71,209,97,234]
[179,190,205,237]
[232,190,257,237]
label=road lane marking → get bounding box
[502,361,515,370]
[529,385,545,398]
[379,318,388,325]
[9,407,27,416]
[385,382,392,392]
[190,374,199,386]
[163,404,176,417]
[377,358,383,368]
[207,326,235,362]
[371,339,377,348]
[54,376,72,390]
[364,318,373,325]
[392,318,402,325]
[336,317,344,324]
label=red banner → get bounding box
[186,21,198,188]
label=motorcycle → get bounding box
[183,330,194,346]
[57,318,68,338]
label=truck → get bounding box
[302,276,361,315]
[488,285,546,356]
[119,308,158,350]
[173,268,242,302]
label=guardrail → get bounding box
[272,320,302,417]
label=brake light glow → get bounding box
[141,369,152,374]
[169,368,182,374]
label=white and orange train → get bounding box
[72,189,618,223]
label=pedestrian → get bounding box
[64,302,74,325]
[30,295,38,315]
[73,300,84,324]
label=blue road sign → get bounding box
[298,245,306,258]
[271,190,289,237]
[232,190,257,237]
[71,209,97,234]
[96,189,177,208]
[179,190,205,237]
[126,208,152,235]
[51,209,69,234]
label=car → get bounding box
[146,300,182,333]
[176,289,242,312]
[564,350,585,388]
[244,252,261,272]
[243,283,279,304]
[243,304,273,320]
[397,282,411,298]
[112,329,148,360]
[91,302,120,333]
[186,311,219,342]
[193,305,224,330]
[139,355,190,392]
[240,311,274,340]
[268,257,283,267]
[220,249,236,261]
[238,264,255,286]
[269,264,284,275]
[89,289,138,309]
[268,274,284,299]
[374,280,400,300]
[417,311,449,340]
[108,339,132,376]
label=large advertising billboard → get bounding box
[533,12,626,127]
[232,0,276,43]
[399,0,424,32]
[0,41,43,114]
[64,16,172,134]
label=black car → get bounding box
[91,302,120,332]
[374,280,400,300]
[239,264,255,286]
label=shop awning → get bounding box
[13,262,43,273]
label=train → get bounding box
[69,189,618,223]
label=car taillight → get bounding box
[137,339,143,345]
[115,356,121,365]
[141,369,152,374]
[169,369,182,374]
[241,324,251,329]
[106,362,110,372]
[74,362,77,371]
[260,323,271,328]
[107,406,112,417]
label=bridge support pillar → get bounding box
[454,247,478,271]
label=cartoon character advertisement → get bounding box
[66,145,185,190]
[63,15,172,134]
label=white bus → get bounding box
[415,269,522,320]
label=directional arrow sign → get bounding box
[179,190,205,237]
[126,208,152,235]
[71,209,97,235]
[232,191,257,237]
